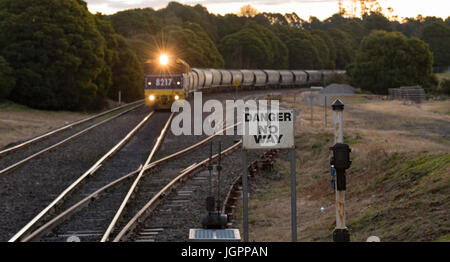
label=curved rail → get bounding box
[0,103,144,177]
[8,110,155,242]
[22,167,141,242]
[101,113,175,242]
[221,176,242,218]
[113,140,243,242]
[22,123,240,242]
[220,150,278,222]
[0,100,144,158]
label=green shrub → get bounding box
[440,79,450,95]
[0,0,111,110]
[0,56,15,99]
[348,31,435,94]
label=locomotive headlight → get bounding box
[159,54,169,66]
[174,95,180,100]
[149,95,155,101]
[177,81,181,85]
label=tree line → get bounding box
[0,1,449,110]
[0,0,143,110]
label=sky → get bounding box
[85,0,449,20]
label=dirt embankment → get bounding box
[239,93,450,242]
[0,101,101,149]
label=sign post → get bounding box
[290,114,297,242]
[309,94,314,127]
[241,149,248,242]
[234,80,240,99]
[242,109,297,241]
[324,95,327,127]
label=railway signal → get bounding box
[330,99,352,242]
[201,141,227,229]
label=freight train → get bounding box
[145,55,345,109]
[185,68,345,93]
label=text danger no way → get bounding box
[243,111,294,149]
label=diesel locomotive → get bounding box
[144,54,189,109]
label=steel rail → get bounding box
[140,122,240,173]
[0,103,144,177]
[221,150,278,224]
[22,167,141,242]
[113,140,243,242]
[0,100,144,158]
[101,113,175,242]
[22,123,240,242]
[8,111,155,242]
[221,175,242,216]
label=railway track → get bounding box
[5,89,299,242]
[16,121,240,242]
[0,100,144,176]
[117,140,243,242]
[100,112,176,241]
[8,109,158,242]
[21,112,173,242]
[123,147,278,242]
[0,100,144,158]
[111,136,244,242]
[1,104,157,241]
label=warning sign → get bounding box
[243,109,295,149]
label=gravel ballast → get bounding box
[0,106,151,241]
[1,88,307,242]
